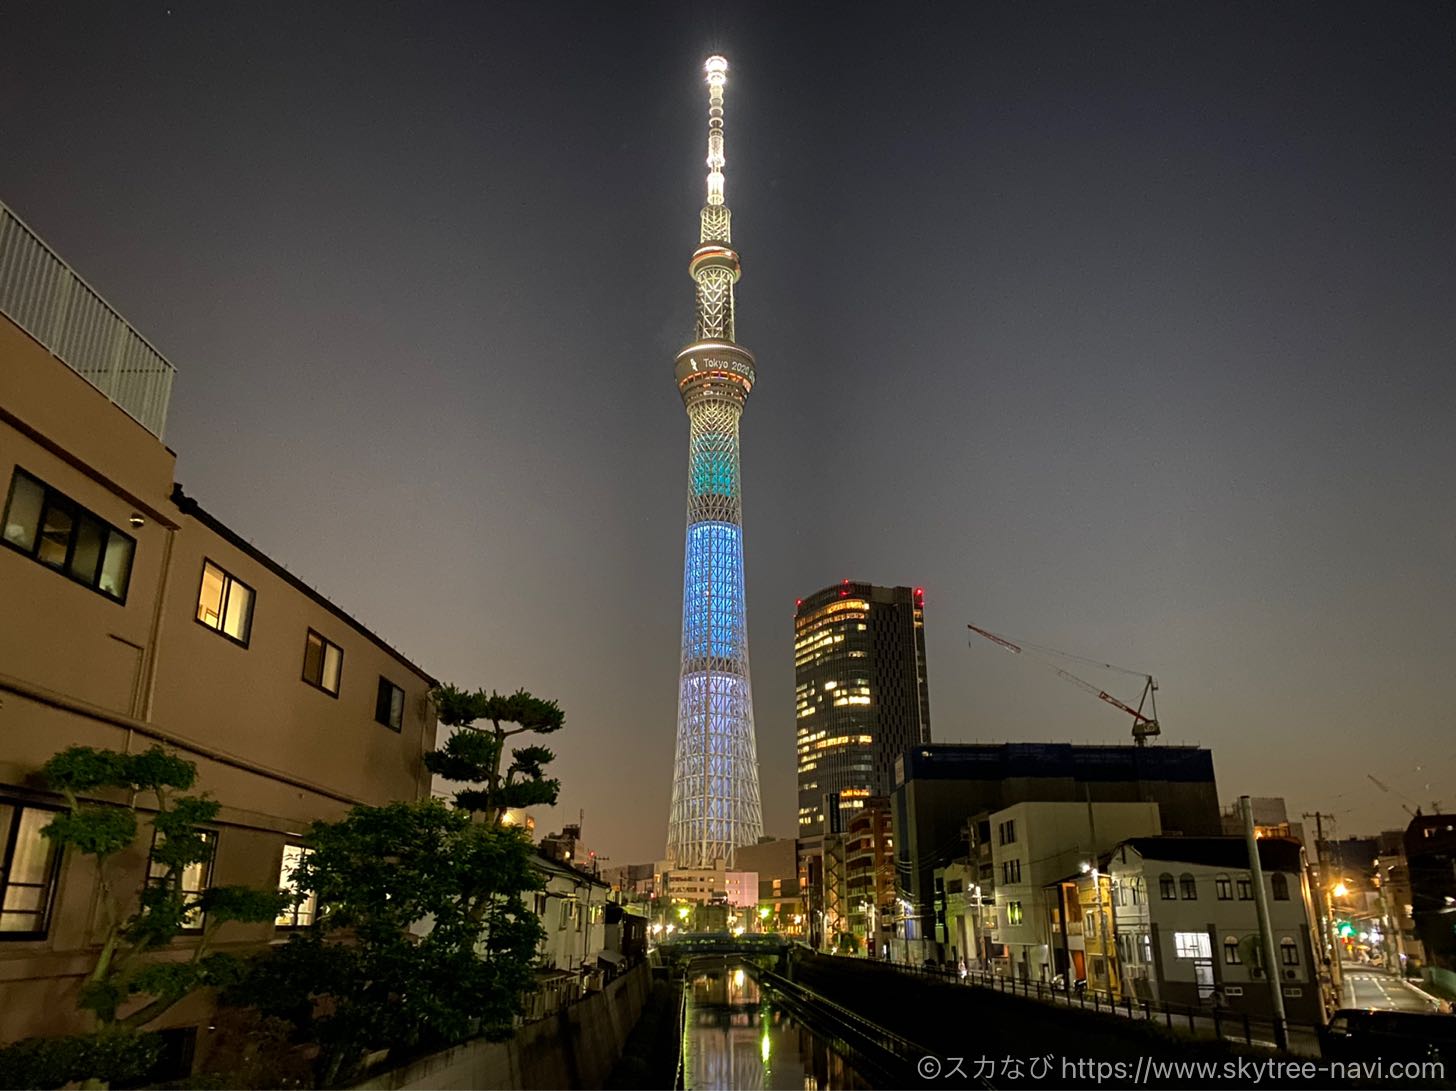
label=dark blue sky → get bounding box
[3,2,1452,861]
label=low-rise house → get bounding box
[525,852,612,1018]
[1106,836,1323,1025]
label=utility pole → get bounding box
[1244,796,1289,1050]
[1303,810,1343,997]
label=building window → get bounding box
[275,845,317,928]
[2,468,135,603]
[1173,932,1211,960]
[1007,900,1024,925]
[195,560,255,646]
[1001,859,1021,884]
[1216,874,1232,900]
[1142,934,1152,963]
[375,678,405,732]
[1279,937,1299,966]
[0,801,63,938]
[1237,877,1253,900]
[1271,873,1289,901]
[1224,936,1241,964]
[1159,873,1176,900]
[1180,873,1197,900]
[302,630,343,696]
[998,820,1016,846]
[147,830,216,932]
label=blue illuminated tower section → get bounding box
[666,55,763,868]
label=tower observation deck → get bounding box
[666,55,763,868]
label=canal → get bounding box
[682,962,870,1090]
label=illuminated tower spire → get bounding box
[666,55,763,868]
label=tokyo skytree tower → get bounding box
[666,55,763,867]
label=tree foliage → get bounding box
[423,686,563,822]
[37,746,286,1030]
[228,800,545,1087]
[0,1029,161,1091]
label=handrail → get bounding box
[0,200,176,439]
[672,977,688,1091]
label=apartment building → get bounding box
[980,801,1161,982]
[0,200,438,1057]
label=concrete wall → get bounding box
[352,964,652,1091]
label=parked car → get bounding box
[1319,1008,1456,1064]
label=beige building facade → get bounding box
[0,201,438,1060]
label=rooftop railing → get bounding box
[0,200,175,440]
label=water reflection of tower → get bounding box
[691,966,767,1090]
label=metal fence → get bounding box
[0,200,175,439]
[863,957,1323,1055]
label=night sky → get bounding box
[4,2,1452,863]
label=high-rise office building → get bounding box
[665,56,763,867]
[795,582,931,836]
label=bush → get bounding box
[0,1030,161,1090]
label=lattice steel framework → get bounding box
[666,56,763,867]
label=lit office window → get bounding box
[195,560,255,645]
[302,630,343,696]
[3,469,135,602]
[0,802,63,937]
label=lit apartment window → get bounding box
[1173,932,1211,959]
[0,801,63,938]
[147,829,216,932]
[1007,901,1024,925]
[1224,936,1241,964]
[375,678,405,732]
[3,468,134,603]
[275,845,317,928]
[302,630,343,696]
[195,560,255,646]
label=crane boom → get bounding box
[967,623,1162,745]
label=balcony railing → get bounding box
[0,201,175,440]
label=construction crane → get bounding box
[1367,774,1418,819]
[967,623,1162,746]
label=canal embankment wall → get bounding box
[351,964,651,1091]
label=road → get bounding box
[1341,965,1440,1013]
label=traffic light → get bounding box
[1336,920,1356,939]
